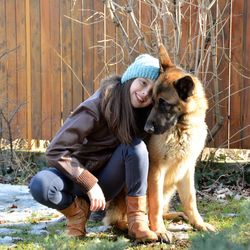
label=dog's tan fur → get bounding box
[103,45,216,241]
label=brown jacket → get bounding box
[46,89,120,192]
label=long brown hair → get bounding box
[100,75,138,144]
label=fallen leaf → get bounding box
[10,204,18,209]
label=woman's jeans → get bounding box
[29,138,149,210]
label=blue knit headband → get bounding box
[121,54,160,84]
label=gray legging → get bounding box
[29,138,149,210]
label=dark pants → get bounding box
[29,138,149,210]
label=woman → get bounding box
[29,54,160,242]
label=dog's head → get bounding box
[144,44,207,134]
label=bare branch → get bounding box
[54,49,91,97]
[0,46,20,60]
[103,0,133,60]
[125,2,151,53]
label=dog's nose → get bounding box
[144,123,154,133]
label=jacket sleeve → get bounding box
[46,105,98,192]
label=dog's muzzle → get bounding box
[144,123,155,134]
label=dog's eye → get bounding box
[158,98,172,111]
[159,98,166,107]
[159,98,168,109]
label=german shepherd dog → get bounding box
[143,44,216,241]
[104,44,216,242]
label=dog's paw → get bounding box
[113,220,128,231]
[195,222,217,232]
[155,230,173,244]
[150,223,173,243]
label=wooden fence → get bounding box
[0,0,250,149]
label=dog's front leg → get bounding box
[177,167,216,232]
[148,166,173,243]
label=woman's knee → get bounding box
[125,138,149,157]
[29,169,52,203]
[29,168,64,205]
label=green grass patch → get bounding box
[190,199,250,250]
[0,198,249,250]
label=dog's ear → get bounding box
[159,44,173,71]
[174,76,194,101]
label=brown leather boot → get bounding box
[59,197,90,237]
[127,196,158,242]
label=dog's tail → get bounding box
[102,190,128,231]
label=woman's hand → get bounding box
[87,183,106,211]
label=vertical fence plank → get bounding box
[115,0,127,76]
[104,3,116,76]
[242,0,250,148]
[140,1,152,54]
[6,0,18,138]
[16,0,27,139]
[71,0,83,108]
[82,0,94,98]
[213,0,230,148]
[41,0,52,140]
[189,0,199,73]
[30,0,41,139]
[25,0,32,147]
[121,0,134,66]
[0,0,7,138]
[50,0,62,137]
[61,0,73,121]
[230,0,244,148]
[0,2,6,51]
[129,0,139,58]
[205,1,217,148]
[179,1,190,69]
[93,1,104,90]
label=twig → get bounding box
[103,0,132,60]
[0,110,14,164]
[219,127,250,148]
[54,49,91,97]
[208,85,250,112]
[125,2,151,53]
[0,47,20,60]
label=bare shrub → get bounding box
[69,0,249,146]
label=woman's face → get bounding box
[130,78,154,108]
